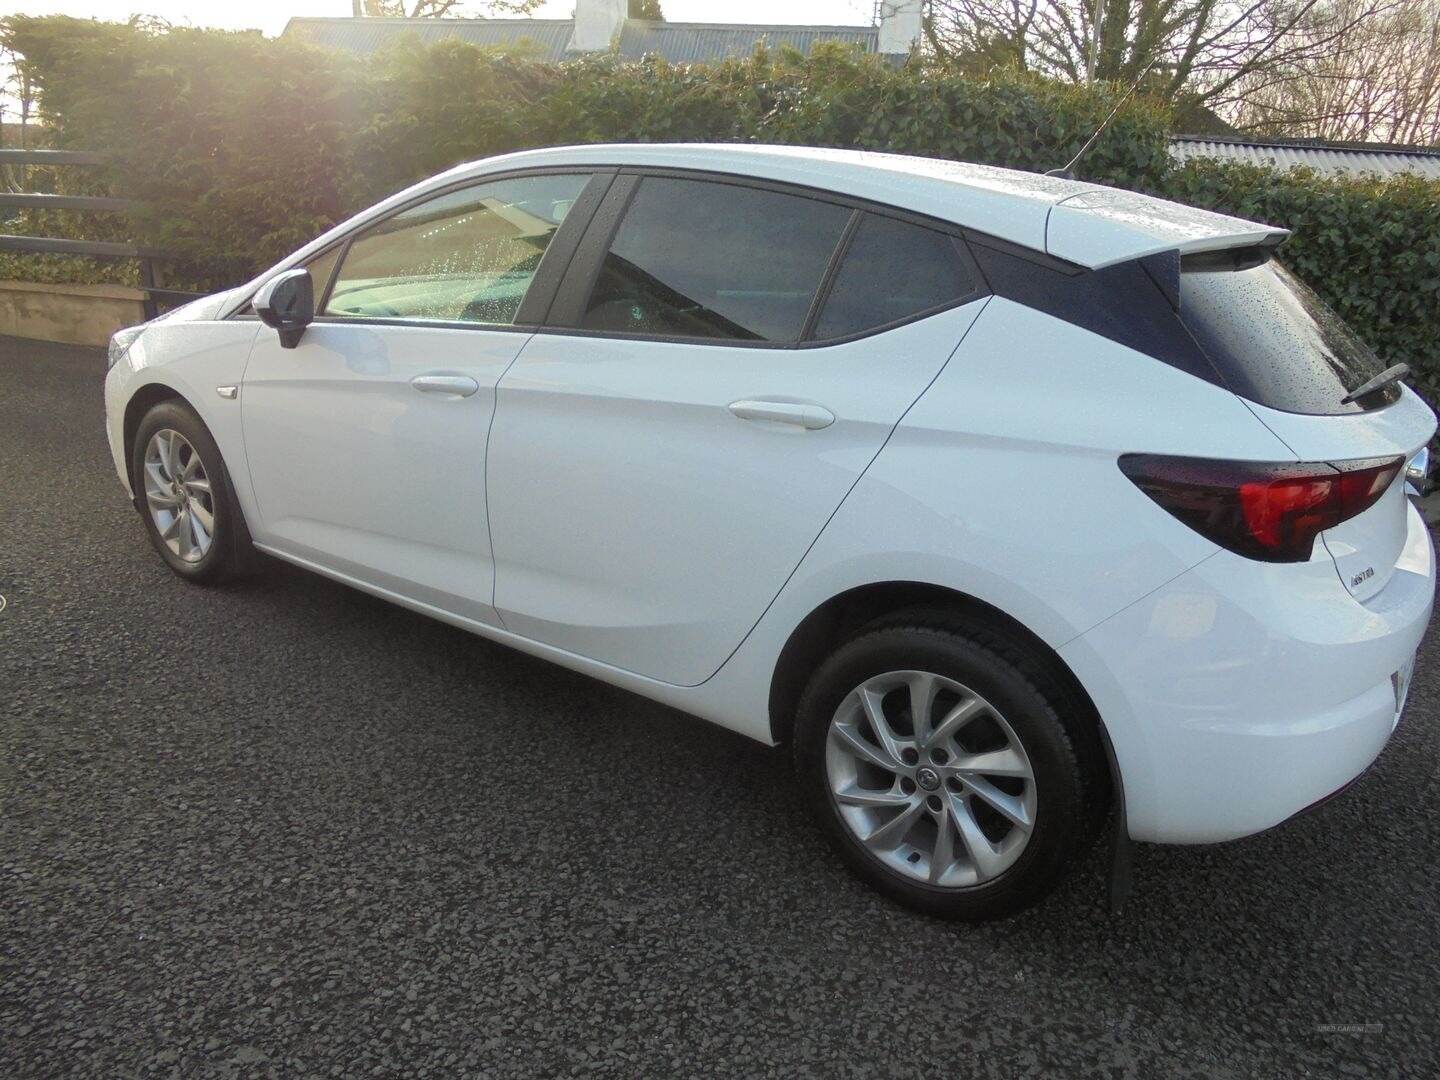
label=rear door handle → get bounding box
[728,399,835,430]
[412,374,479,398]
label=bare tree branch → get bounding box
[924,0,1437,140]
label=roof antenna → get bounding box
[1046,63,1155,181]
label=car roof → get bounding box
[431,143,1288,268]
[262,142,1288,291]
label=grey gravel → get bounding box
[2,334,1438,1077]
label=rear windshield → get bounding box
[1179,251,1398,415]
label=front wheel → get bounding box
[131,400,253,584]
[794,615,1106,921]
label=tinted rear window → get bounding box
[810,214,977,340]
[576,177,851,342]
[1179,253,1397,415]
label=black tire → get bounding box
[130,399,255,585]
[794,609,1108,921]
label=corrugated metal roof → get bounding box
[617,21,876,61]
[1170,135,1440,179]
[285,18,576,59]
[282,17,877,63]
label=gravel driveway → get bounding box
[3,334,1437,1077]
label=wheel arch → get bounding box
[766,581,1120,807]
[122,382,189,494]
[121,378,259,577]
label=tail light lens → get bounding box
[1118,453,1404,562]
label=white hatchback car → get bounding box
[104,144,1435,919]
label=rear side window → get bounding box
[810,214,978,340]
[1179,253,1398,415]
[324,173,590,325]
[576,177,851,342]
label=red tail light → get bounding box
[1118,454,1404,562]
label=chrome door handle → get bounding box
[412,374,479,398]
[728,399,835,430]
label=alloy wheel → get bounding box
[143,428,215,563]
[825,670,1037,888]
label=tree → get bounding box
[1,43,35,145]
[0,39,38,195]
[1231,0,1440,142]
[924,0,1391,120]
[629,0,666,19]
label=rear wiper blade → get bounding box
[1341,362,1409,405]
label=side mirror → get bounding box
[254,268,314,349]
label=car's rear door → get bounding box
[486,173,989,685]
[240,171,606,625]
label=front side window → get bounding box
[574,177,852,343]
[809,214,978,340]
[324,173,590,325]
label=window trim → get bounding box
[222,166,616,329]
[311,239,348,313]
[797,210,862,342]
[802,216,990,347]
[538,166,992,350]
[225,161,1054,342]
[543,173,642,330]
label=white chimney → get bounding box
[569,0,627,52]
[877,0,924,56]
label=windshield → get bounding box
[1179,252,1398,415]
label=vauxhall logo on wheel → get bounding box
[916,767,942,792]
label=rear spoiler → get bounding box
[1045,187,1289,270]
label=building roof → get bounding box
[616,22,877,61]
[285,17,577,58]
[1170,134,1440,180]
[282,17,878,62]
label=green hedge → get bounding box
[1157,161,1440,405]
[342,38,1172,205]
[0,18,1170,290]
[2,16,1436,404]
[1,19,361,290]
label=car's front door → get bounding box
[487,174,989,684]
[240,172,601,625]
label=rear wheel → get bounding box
[131,400,253,584]
[794,613,1105,920]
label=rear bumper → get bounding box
[1061,501,1434,844]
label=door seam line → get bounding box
[689,296,996,688]
[484,332,540,630]
[231,323,266,533]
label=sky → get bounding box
[1,1,879,38]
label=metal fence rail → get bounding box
[0,192,135,213]
[0,149,111,166]
[0,149,201,319]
